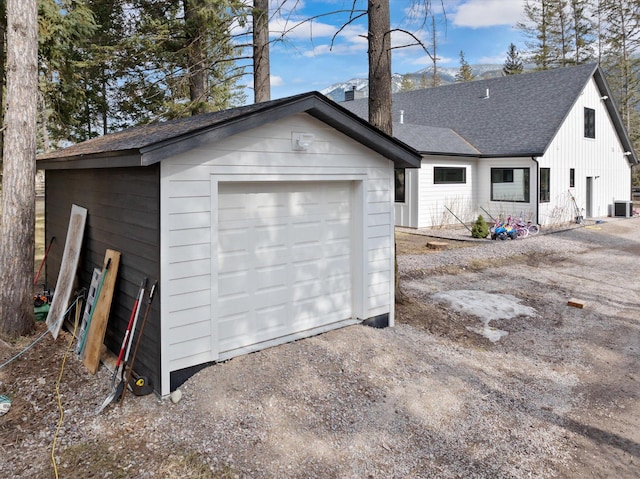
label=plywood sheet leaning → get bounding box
[46,205,88,339]
[83,249,121,374]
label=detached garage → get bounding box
[38,92,421,396]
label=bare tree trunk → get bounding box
[367,0,405,304]
[184,0,207,115]
[431,15,439,87]
[253,0,270,103]
[0,8,6,168]
[0,0,38,338]
[368,0,392,135]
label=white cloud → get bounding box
[298,23,368,57]
[452,0,525,28]
[269,17,337,40]
[301,40,367,58]
[245,74,284,90]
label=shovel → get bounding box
[95,279,146,414]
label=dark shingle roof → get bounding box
[392,123,479,155]
[38,91,422,169]
[342,64,637,162]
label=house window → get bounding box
[584,107,595,139]
[570,168,575,188]
[540,168,551,203]
[434,167,466,184]
[395,168,405,203]
[491,167,530,202]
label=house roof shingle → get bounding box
[342,63,638,163]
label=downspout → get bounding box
[532,157,539,224]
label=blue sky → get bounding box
[247,0,528,100]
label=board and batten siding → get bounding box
[45,166,161,392]
[159,113,395,396]
[538,77,632,224]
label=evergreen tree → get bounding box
[520,0,596,69]
[471,215,489,239]
[37,0,97,149]
[547,0,571,67]
[518,0,555,69]
[568,0,595,64]
[597,0,640,136]
[455,50,473,82]
[429,15,440,87]
[503,43,524,75]
[78,0,128,140]
[400,74,415,91]
[117,0,248,122]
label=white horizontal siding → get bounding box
[476,157,537,224]
[160,113,396,395]
[414,157,478,228]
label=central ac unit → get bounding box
[613,201,632,218]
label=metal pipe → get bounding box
[444,205,473,233]
[531,156,539,225]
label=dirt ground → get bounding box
[1,219,639,478]
[396,221,640,478]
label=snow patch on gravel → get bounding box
[432,290,537,342]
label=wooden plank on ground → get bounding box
[46,205,87,339]
[82,249,121,374]
[567,298,586,309]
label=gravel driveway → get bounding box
[1,218,639,478]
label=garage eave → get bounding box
[36,91,422,170]
[37,152,143,170]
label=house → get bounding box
[37,92,421,396]
[342,64,638,228]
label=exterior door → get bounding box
[586,177,593,218]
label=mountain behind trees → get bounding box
[320,64,527,102]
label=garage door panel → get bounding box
[218,252,251,273]
[291,280,323,302]
[291,222,323,245]
[254,285,289,304]
[217,181,353,354]
[325,217,351,232]
[255,223,288,251]
[253,252,291,269]
[218,294,251,317]
[291,262,320,282]
[254,264,287,288]
[218,271,249,297]
[254,306,288,334]
[218,313,253,350]
[291,293,351,323]
[218,227,250,253]
[290,244,324,262]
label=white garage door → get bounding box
[217,181,353,355]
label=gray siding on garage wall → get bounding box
[44,166,161,393]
